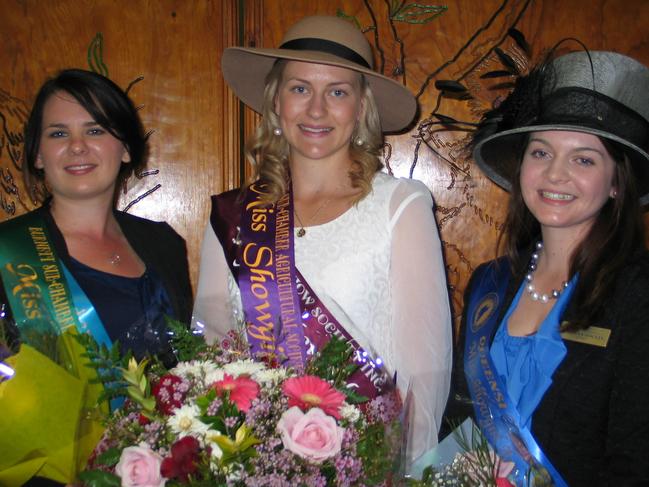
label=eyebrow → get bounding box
[285,77,355,87]
[44,121,100,129]
[528,137,606,156]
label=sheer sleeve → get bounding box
[191,223,241,343]
[389,179,453,467]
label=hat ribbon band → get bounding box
[279,38,371,69]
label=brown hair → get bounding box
[501,135,645,330]
[23,69,147,204]
[244,60,383,205]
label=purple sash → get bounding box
[210,184,391,398]
[238,182,307,371]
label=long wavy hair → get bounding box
[501,135,645,330]
[244,60,383,205]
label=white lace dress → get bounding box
[193,172,452,469]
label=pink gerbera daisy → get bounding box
[212,373,260,413]
[282,375,345,419]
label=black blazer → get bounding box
[445,251,649,486]
[1,205,193,340]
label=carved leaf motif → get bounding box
[390,3,448,24]
[87,32,109,77]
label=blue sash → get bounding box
[464,260,567,486]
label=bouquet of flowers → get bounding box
[80,320,404,487]
[406,419,554,487]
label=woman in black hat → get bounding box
[447,50,649,485]
[192,15,452,470]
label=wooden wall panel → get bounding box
[1,0,648,329]
[0,0,240,288]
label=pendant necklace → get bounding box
[294,198,331,237]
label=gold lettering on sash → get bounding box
[247,183,274,233]
[6,263,44,319]
[28,225,77,330]
[274,192,302,364]
[242,242,277,351]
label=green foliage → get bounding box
[78,469,121,487]
[305,336,368,404]
[96,447,122,467]
[357,421,400,484]
[74,333,131,406]
[166,316,208,362]
[122,357,157,418]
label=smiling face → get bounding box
[520,130,617,240]
[36,91,130,202]
[274,61,364,165]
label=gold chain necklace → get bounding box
[294,198,331,237]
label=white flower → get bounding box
[204,429,224,460]
[252,367,290,385]
[168,404,209,437]
[171,360,219,379]
[340,403,361,423]
[204,368,226,385]
[223,359,266,377]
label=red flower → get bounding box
[282,375,345,419]
[138,413,151,426]
[496,478,515,487]
[152,374,187,415]
[160,436,201,483]
[212,373,260,412]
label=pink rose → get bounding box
[277,406,344,463]
[115,444,166,487]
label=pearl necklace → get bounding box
[525,242,569,303]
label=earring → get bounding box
[611,189,618,198]
[273,127,282,136]
[354,137,364,146]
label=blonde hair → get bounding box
[245,60,384,205]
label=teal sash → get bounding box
[0,211,112,359]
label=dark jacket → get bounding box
[1,205,193,343]
[1,205,193,487]
[445,251,649,486]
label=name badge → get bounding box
[560,323,611,347]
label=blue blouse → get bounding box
[490,276,577,430]
[68,257,174,359]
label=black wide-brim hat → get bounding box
[472,51,649,204]
[220,15,417,133]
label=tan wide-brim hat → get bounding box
[221,15,417,133]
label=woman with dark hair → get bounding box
[0,69,192,485]
[5,68,192,354]
[446,51,649,485]
[192,16,452,471]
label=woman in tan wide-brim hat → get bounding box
[192,15,452,472]
[446,49,649,485]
